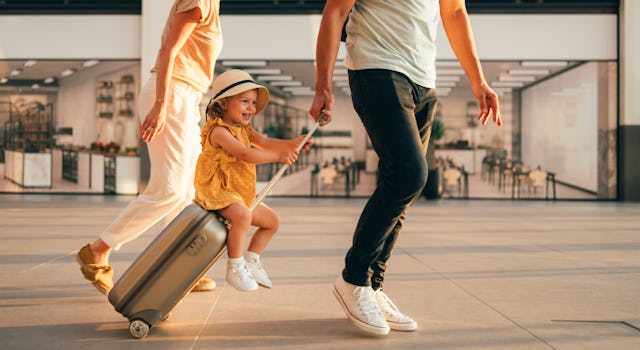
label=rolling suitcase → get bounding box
[108,117,323,339]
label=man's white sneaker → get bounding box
[226,261,259,292]
[374,289,418,331]
[333,276,390,335]
[245,257,272,288]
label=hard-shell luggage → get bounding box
[108,116,323,339]
[108,204,229,338]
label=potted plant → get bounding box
[423,118,445,199]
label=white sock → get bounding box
[228,257,245,266]
[245,251,260,263]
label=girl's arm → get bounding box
[210,127,298,165]
[252,132,312,152]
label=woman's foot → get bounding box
[191,277,216,292]
[76,243,114,295]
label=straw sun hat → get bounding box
[207,69,270,116]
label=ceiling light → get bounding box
[491,81,524,88]
[24,60,37,67]
[83,60,100,68]
[283,87,315,96]
[436,81,457,87]
[244,69,282,75]
[437,68,465,75]
[283,86,313,92]
[508,69,550,75]
[31,83,40,89]
[44,77,55,84]
[334,69,348,75]
[492,88,513,95]
[10,68,23,77]
[499,75,535,82]
[270,81,302,87]
[436,76,461,82]
[436,61,461,67]
[0,77,8,84]
[257,75,293,81]
[521,61,568,67]
[221,60,267,67]
[61,68,76,77]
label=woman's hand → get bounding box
[141,101,168,143]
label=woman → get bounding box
[77,0,223,295]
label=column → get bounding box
[619,0,640,201]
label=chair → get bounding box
[319,165,338,185]
[443,167,462,197]
[526,168,548,197]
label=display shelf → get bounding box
[115,74,135,118]
[96,80,114,119]
[103,154,139,194]
[4,101,53,153]
[104,155,116,194]
[62,149,78,183]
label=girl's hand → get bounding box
[278,150,299,165]
[294,135,313,152]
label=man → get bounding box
[309,0,502,336]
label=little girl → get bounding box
[193,69,310,292]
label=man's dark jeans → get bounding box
[343,69,438,290]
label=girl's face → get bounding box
[222,89,259,127]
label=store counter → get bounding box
[4,150,52,187]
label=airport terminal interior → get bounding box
[1,0,639,349]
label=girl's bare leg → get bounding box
[218,203,252,258]
[247,203,280,254]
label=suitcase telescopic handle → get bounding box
[250,113,327,211]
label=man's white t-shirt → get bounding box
[344,0,440,88]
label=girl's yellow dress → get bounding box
[193,117,257,210]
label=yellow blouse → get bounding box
[193,118,257,210]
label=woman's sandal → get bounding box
[76,244,114,295]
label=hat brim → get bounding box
[211,82,270,115]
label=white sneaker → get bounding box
[245,257,272,288]
[374,289,418,331]
[332,275,390,335]
[226,261,259,292]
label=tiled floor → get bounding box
[0,194,638,349]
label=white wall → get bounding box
[2,13,615,61]
[0,15,140,59]
[521,62,599,192]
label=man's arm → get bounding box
[440,0,502,126]
[309,0,355,126]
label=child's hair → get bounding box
[205,98,226,121]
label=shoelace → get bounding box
[232,264,255,281]
[353,287,381,318]
[248,260,267,277]
[376,291,400,314]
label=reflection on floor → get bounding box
[1,164,598,200]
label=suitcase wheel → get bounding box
[129,319,150,339]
